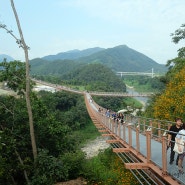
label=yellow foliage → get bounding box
[153,66,185,121]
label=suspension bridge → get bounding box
[116,68,156,78]
[85,93,185,185]
[32,79,185,184]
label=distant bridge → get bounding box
[88,91,152,97]
[117,68,155,78]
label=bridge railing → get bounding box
[92,97,174,140]
[124,114,173,140]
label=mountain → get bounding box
[75,45,166,73]
[0,54,14,62]
[42,47,104,61]
[30,45,167,77]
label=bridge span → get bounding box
[33,79,153,97]
[85,93,185,185]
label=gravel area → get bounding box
[56,136,110,185]
[55,177,86,185]
[81,136,110,159]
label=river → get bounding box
[126,85,149,107]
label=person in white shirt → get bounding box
[176,123,185,173]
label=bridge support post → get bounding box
[111,119,116,133]
[136,125,140,153]
[123,123,126,141]
[149,120,153,137]
[115,121,118,135]
[146,128,152,163]
[162,134,167,175]
[109,118,112,132]
[158,122,161,140]
[143,120,146,133]
[128,125,132,147]
[118,122,121,138]
[108,116,111,130]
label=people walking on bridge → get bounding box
[105,109,110,117]
[111,112,117,122]
[167,118,183,165]
[117,113,124,124]
[176,123,185,173]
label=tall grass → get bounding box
[82,148,140,185]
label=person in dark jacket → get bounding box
[168,118,183,165]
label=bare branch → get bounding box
[0,101,14,115]
[15,150,30,184]
[0,23,30,49]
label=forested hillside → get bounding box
[30,58,82,76]
[62,63,126,92]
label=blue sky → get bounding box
[0,0,185,64]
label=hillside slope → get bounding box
[30,58,83,76]
[62,63,126,92]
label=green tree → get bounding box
[166,24,185,81]
[0,0,37,161]
[0,61,28,95]
[144,24,185,120]
[170,24,185,58]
